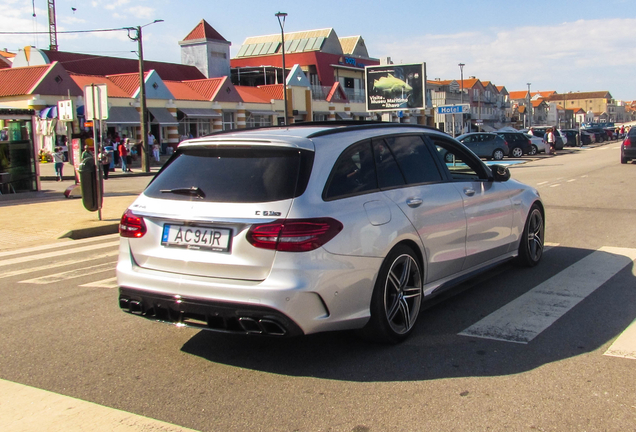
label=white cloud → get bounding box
[372,18,636,99]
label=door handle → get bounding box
[406,198,423,208]
[464,188,475,197]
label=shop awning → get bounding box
[39,105,58,118]
[352,112,371,117]
[107,106,140,125]
[180,108,221,118]
[336,112,352,120]
[148,107,178,125]
[248,110,278,116]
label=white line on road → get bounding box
[0,251,118,279]
[549,184,561,188]
[0,378,198,432]
[459,246,636,344]
[80,276,118,289]
[604,319,636,360]
[19,263,116,285]
[537,181,549,186]
[0,234,119,258]
[0,241,120,268]
[567,179,576,183]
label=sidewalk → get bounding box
[0,157,167,252]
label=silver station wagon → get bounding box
[117,122,544,343]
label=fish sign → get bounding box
[365,63,426,112]
[373,74,413,94]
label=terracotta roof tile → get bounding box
[106,73,146,97]
[182,20,227,42]
[163,81,208,101]
[235,86,273,103]
[0,64,51,97]
[257,84,284,100]
[183,77,225,100]
[69,74,130,98]
[509,91,529,99]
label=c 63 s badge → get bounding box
[255,211,282,216]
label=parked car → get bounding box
[561,129,583,147]
[496,131,532,157]
[582,127,606,143]
[523,127,566,150]
[523,133,546,155]
[117,122,545,343]
[456,132,509,160]
[621,128,636,164]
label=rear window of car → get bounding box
[145,146,314,203]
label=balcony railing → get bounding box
[311,85,366,103]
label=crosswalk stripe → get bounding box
[0,234,119,258]
[605,321,636,360]
[459,246,636,344]
[0,241,120,268]
[0,378,199,432]
[19,263,116,285]
[80,277,119,289]
[0,251,118,279]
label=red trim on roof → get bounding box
[0,64,51,97]
[183,20,227,42]
[257,84,284,100]
[235,86,273,103]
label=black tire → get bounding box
[492,149,504,160]
[621,156,628,164]
[510,146,524,158]
[444,152,454,163]
[516,204,544,267]
[528,145,538,156]
[361,245,423,344]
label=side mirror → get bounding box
[491,164,511,182]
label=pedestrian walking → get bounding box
[152,140,161,163]
[53,146,64,181]
[547,128,556,155]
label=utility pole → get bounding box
[47,0,58,51]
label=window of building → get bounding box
[223,112,235,130]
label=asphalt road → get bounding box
[1,142,635,431]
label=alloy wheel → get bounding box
[383,253,422,335]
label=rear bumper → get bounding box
[119,287,304,337]
[622,146,636,160]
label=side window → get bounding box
[430,138,488,181]
[383,135,443,184]
[372,139,405,189]
[324,141,378,200]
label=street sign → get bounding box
[437,104,470,114]
[84,84,109,120]
[57,100,75,122]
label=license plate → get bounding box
[161,224,231,252]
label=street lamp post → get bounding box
[458,63,465,134]
[527,82,532,128]
[127,19,163,173]
[275,12,289,126]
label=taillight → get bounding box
[246,218,343,252]
[119,209,147,238]
[625,137,632,148]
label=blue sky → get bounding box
[3,0,636,100]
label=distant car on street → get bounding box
[621,128,636,164]
[523,133,546,155]
[456,132,509,160]
[496,131,532,157]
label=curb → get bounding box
[60,224,120,240]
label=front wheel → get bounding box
[516,204,544,267]
[492,149,504,160]
[361,245,423,344]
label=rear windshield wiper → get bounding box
[159,187,206,199]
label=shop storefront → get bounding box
[0,109,38,193]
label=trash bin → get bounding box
[78,155,102,212]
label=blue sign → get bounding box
[437,104,470,114]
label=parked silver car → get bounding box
[117,122,545,343]
[456,132,509,160]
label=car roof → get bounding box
[178,121,450,151]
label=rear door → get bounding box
[125,145,314,281]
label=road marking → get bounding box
[0,234,119,258]
[537,181,549,186]
[605,319,636,360]
[0,378,198,432]
[0,251,118,279]
[80,276,118,289]
[567,179,576,183]
[459,247,636,344]
[19,263,116,285]
[0,241,120,268]
[549,184,561,188]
